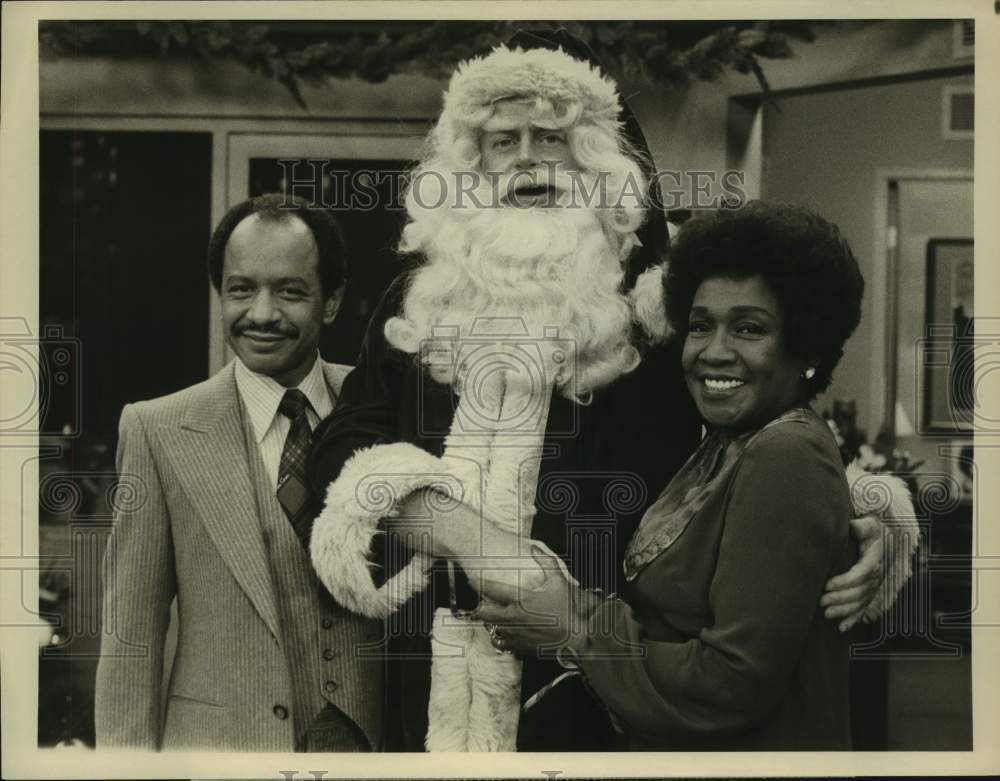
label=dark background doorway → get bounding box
[38,129,212,746]
[248,156,410,365]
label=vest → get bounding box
[241,404,386,750]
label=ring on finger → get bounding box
[492,634,513,656]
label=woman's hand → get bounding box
[474,547,595,658]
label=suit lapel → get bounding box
[156,365,282,641]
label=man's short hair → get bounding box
[207,193,347,296]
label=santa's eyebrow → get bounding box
[489,94,525,105]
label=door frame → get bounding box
[41,115,431,376]
[871,167,973,437]
[213,128,427,372]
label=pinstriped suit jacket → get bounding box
[94,361,370,751]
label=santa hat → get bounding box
[417,31,671,317]
[437,44,623,142]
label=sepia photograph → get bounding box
[2,1,998,778]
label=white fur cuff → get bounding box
[311,442,453,618]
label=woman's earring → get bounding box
[802,367,816,380]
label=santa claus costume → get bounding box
[307,33,916,752]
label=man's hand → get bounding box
[820,514,883,632]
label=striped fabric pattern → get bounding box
[233,355,332,490]
[246,416,384,750]
[94,360,375,752]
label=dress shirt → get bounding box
[234,355,334,490]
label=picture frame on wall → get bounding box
[949,441,975,501]
[922,238,974,433]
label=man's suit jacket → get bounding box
[95,361,373,751]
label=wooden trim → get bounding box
[869,168,973,437]
[731,64,974,102]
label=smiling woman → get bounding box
[479,200,873,750]
[683,276,810,435]
[665,201,865,402]
[582,201,866,748]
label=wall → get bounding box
[614,20,969,208]
[39,20,973,402]
[760,73,974,434]
[40,56,445,119]
[595,21,973,438]
[41,21,967,156]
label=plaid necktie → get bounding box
[276,389,315,547]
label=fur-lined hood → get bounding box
[438,45,622,138]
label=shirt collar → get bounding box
[233,354,333,443]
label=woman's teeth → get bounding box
[704,378,746,390]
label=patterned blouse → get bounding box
[624,407,818,581]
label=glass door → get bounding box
[222,131,425,366]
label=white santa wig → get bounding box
[387,44,661,399]
[401,44,649,251]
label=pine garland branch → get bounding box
[39,20,816,108]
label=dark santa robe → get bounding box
[307,273,702,751]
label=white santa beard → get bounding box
[387,202,640,398]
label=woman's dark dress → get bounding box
[578,408,855,750]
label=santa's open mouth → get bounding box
[505,183,560,207]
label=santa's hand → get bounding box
[474,548,584,657]
[820,515,883,632]
[470,555,545,604]
[470,540,574,604]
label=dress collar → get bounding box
[624,407,815,581]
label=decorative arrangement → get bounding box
[824,399,923,487]
[39,20,817,108]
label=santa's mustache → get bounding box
[501,169,570,207]
[441,168,602,211]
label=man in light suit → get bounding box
[95,194,383,751]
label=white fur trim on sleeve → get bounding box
[845,462,921,620]
[310,442,454,618]
[629,263,672,343]
[425,607,522,752]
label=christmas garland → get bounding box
[39,20,816,108]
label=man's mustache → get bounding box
[233,324,298,338]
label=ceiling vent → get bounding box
[942,86,974,140]
[952,19,974,59]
